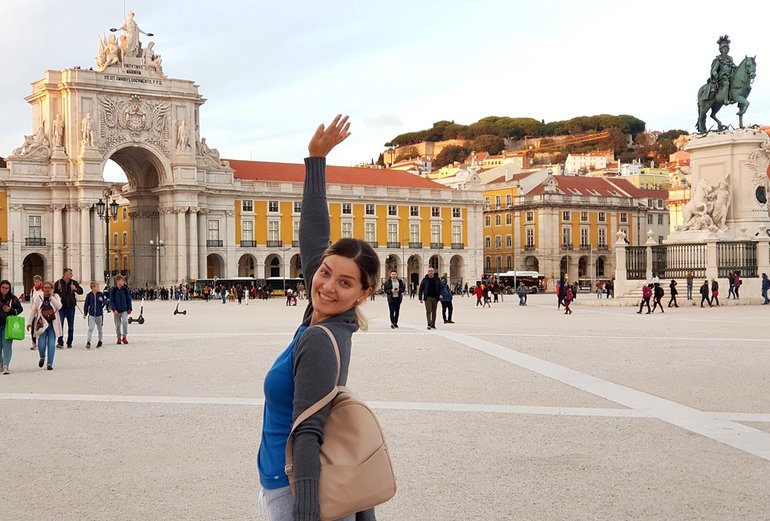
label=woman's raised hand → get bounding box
[308,115,351,157]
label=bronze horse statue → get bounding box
[696,56,756,133]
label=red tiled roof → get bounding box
[527,175,667,199]
[486,171,538,185]
[227,159,449,189]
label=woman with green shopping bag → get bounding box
[0,279,24,374]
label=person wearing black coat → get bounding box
[668,279,679,308]
[0,279,24,374]
[383,270,405,329]
[711,279,720,306]
[651,283,665,313]
[700,280,712,307]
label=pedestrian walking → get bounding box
[419,267,441,330]
[637,284,652,314]
[440,278,454,324]
[0,280,23,375]
[733,271,741,299]
[27,281,62,371]
[686,271,694,300]
[563,286,573,315]
[54,268,84,348]
[256,115,382,520]
[556,278,563,309]
[463,282,469,297]
[727,272,735,299]
[516,282,527,305]
[668,279,679,308]
[711,279,720,306]
[28,275,43,350]
[651,283,665,313]
[700,280,712,307]
[383,269,405,329]
[473,283,483,307]
[595,280,604,298]
[83,281,105,349]
[762,273,770,304]
[409,281,417,300]
[109,275,132,345]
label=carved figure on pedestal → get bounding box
[747,141,770,213]
[142,42,164,78]
[96,34,122,71]
[176,120,190,151]
[677,176,731,232]
[710,177,732,230]
[81,112,95,147]
[10,122,51,160]
[115,11,152,58]
[52,113,64,147]
[195,137,229,168]
[678,180,715,231]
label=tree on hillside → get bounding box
[434,145,471,168]
[471,135,505,155]
[376,152,385,167]
[657,129,689,141]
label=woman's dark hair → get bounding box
[0,279,14,298]
[322,238,380,329]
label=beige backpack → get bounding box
[284,324,396,520]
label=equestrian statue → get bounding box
[696,35,756,133]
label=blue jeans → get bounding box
[0,327,13,368]
[387,299,402,325]
[686,284,693,299]
[58,307,76,346]
[261,486,354,521]
[762,288,768,304]
[39,326,57,366]
[114,311,128,337]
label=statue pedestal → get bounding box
[685,128,770,237]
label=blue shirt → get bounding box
[257,325,308,489]
[84,292,106,317]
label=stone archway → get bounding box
[449,255,464,285]
[206,254,225,278]
[384,254,399,278]
[22,253,46,295]
[265,254,281,278]
[524,255,539,273]
[407,254,422,287]
[290,254,302,278]
[429,254,442,274]
[238,254,256,277]
[596,256,607,278]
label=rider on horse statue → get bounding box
[709,35,736,104]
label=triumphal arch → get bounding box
[1,13,237,292]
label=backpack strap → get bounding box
[288,324,341,435]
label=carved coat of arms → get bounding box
[98,94,170,153]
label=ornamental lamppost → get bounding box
[149,236,165,287]
[95,192,119,285]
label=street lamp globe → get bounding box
[95,198,106,217]
[109,199,119,219]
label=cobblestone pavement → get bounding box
[1,294,769,520]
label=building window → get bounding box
[598,227,607,246]
[431,224,441,244]
[526,211,534,222]
[580,211,588,222]
[113,256,119,271]
[122,232,128,247]
[561,227,571,246]
[388,205,398,216]
[431,207,440,217]
[496,256,502,271]
[658,214,664,225]
[484,197,491,208]
[365,222,375,242]
[208,220,220,241]
[268,201,279,213]
[485,215,491,227]
[495,195,501,208]
[28,215,42,238]
[410,205,419,217]
[388,223,398,243]
[657,199,664,208]
[342,222,352,238]
[485,236,491,249]
[620,212,627,223]
[452,225,462,244]
[267,220,279,241]
[495,235,502,248]
[452,207,461,218]
[122,208,127,220]
[365,204,375,216]
[242,221,254,242]
[242,200,253,212]
[410,224,420,242]
[293,201,302,213]
[506,235,512,247]
[580,228,589,246]
[122,256,128,271]
[505,213,512,225]
[342,203,352,215]
[495,215,501,226]
[562,211,571,221]
[293,221,299,243]
[506,194,512,207]
[485,256,491,271]
[506,255,512,270]
[113,233,119,247]
[526,228,534,247]
[647,198,653,208]
[598,212,606,222]
[647,214,653,225]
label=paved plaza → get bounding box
[1,293,769,520]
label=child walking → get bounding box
[109,275,132,345]
[83,281,106,348]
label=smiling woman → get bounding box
[256,115,382,521]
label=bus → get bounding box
[264,277,305,296]
[492,271,547,293]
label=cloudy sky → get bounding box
[1,0,768,181]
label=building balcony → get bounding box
[451,242,464,249]
[597,244,609,251]
[430,242,444,249]
[266,240,283,247]
[561,243,573,251]
[240,240,257,247]
[386,242,401,249]
[366,241,378,248]
[580,244,591,251]
[292,240,300,248]
[524,245,535,251]
[25,237,47,246]
[206,240,223,248]
[408,242,423,249]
